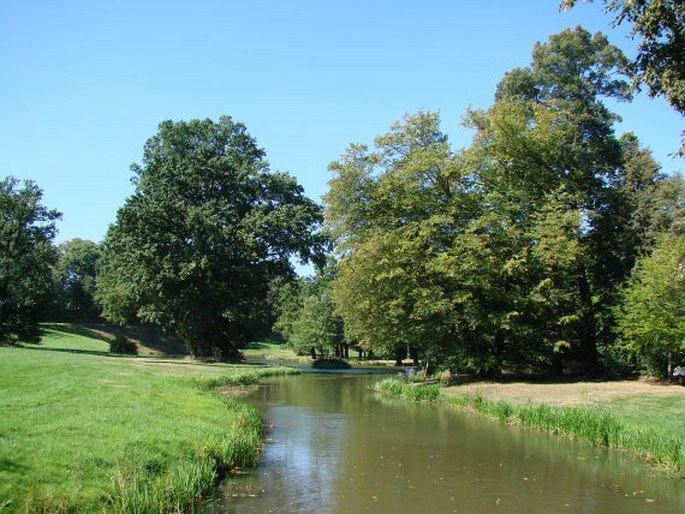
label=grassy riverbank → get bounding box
[374,378,685,477]
[0,324,297,513]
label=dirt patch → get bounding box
[443,379,685,407]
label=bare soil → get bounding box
[443,378,685,407]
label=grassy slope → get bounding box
[0,324,294,513]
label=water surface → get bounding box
[212,374,684,513]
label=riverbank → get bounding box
[0,323,298,513]
[375,378,685,477]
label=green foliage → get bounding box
[96,116,326,359]
[616,233,685,376]
[0,177,61,344]
[373,378,441,402]
[325,28,674,376]
[311,358,351,369]
[273,263,346,359]
[53,238,101,320]
[562,0,685,153]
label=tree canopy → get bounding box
[561,0,685,152]
[0,177,61,343]
[616,232,685,375]
[325,28,677,376]
[97,116,326,359]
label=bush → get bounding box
[110,334,137,355]
[312,358,351,369]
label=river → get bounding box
[208,373,685,513]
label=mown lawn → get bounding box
[0,324,295,513]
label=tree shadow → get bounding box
[17,345,127,358]
[41,323,110,342]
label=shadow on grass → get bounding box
[0,457,29,474]
[41,323,110,342]
[448,373,641,387]
[17,345,128,358]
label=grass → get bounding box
[0,323,298,513]
[241,341,300,361]
[374,377,685,477]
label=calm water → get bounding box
[210,373,685,513]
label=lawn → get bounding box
[0,324,296,513]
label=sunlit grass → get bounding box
[0,324,296,513]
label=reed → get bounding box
[188,367,300,390]
[374,377,441,401]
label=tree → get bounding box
[97,117,326,359]
[0,177,61,343]
[491,26,639,371]
[616,232,685,376]
[561,0,685,152]
[54,238,101,319]
[274,262,347,359]
[325,112,465,367]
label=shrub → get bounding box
[109,334,137,355]
[312,358,352,369]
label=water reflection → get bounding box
[212,374,685,513]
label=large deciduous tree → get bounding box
[326,27,670,376]
[97,117,326,359]
[0,177,61,343]
[561,0,685,152]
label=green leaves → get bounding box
[97,117,325,358]
[616,233,685,376]
[0,177,61,343]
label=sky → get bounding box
[2,0,683,246]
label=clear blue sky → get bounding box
[2,1,682,245]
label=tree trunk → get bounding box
[576,264,598,374]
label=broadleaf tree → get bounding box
[97,116,326,359]
[616,232,685,376]
[0,177,61,343]
[561,0,685,153]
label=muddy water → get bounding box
[211,373,685,513]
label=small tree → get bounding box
[0,177,61,343]
[616,233,685,376]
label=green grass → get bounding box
[374,377,441,402]
[0,324,298,513]
[374,378,685,476]
[241,341,300,361]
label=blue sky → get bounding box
[2,1,682,245]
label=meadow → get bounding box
[0,324,297,513]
